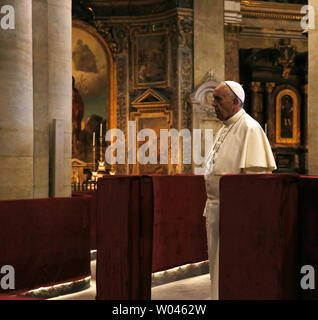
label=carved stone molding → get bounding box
[94,21,121,55]
[240,0,306,40]
[90,0,193,17]
[115,54,129,174]
[116,55,128,132]
[241,0,304,21]
[169,15,193,49]
[224,0,242,25]
[190,79,218,120]
[275,40,297,79]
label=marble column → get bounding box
[224,0,241,82]
[194,0,224,87]
[265,82,276,143]
[32,0,49,198]
[308,0,318,174]
[32,0,72,197]
[0,0,34,200]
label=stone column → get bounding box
[224,0,242,82]
[265,82,276,143]
[0,1,34,200]
[249,82,263,126]
[48,0,72,197]
[32,0,49,198]
[224,25,241,82]
[194,0,224,87]
[32,0,72,197]
[308,0,318,174]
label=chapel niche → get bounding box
[73,0,194,175]
[239,39,308,173]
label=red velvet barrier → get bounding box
[219,174,299,300]
[0,197,91,294]
[73,191,97,250]
[0,294,40,300]
[151,175,208,272]
[298,176,318,300]
[96,176,153,300]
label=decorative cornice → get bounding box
[94,8,193,24]
[241,0,305,11]
[242,10,302,21]
[90,0,193,18]
[225,0,242,25]
[241,0,305,21]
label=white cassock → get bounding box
[203,108,277,300]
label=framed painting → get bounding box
[132,29,170,88]
[275,88,300,145]
[130,110,173,175]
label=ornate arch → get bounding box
[72,19,117,130]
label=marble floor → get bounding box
[50,260,211,300]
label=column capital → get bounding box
[265,82,276,93]
[250,81,262,92]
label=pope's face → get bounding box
[212,84,237,121]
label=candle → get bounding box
[100,123,102,138]
[93,131,95,146]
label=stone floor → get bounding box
[50,260,211,300]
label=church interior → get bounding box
[1,0,318,301]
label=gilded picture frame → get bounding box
[275,88,300,145]
[132,29,170,89]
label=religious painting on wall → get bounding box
[275,88,300,145]
[72,24,110,176]
[132,29,170,88]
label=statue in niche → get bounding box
[72,76,85,157]
[281,95,293,138]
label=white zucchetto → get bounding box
[224,80,245,103]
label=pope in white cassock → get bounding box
[203,81,277,300]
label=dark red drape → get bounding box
[73,191,97,250]
[96,176,153,300]
[0,197,91,294]
[219,174,299,300]
[298,176,318,300]
[151,174,207,272]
